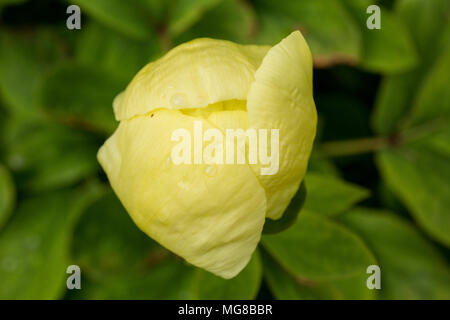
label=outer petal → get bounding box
[98,109,267,279]
[114,39,270,120]
[247,31,317,220]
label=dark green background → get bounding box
[0,0,449,299]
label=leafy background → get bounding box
[0,0,449,300]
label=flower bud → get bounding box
[98,31,317,279]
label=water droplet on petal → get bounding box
[205,165,217,177]
[170,93,188,108]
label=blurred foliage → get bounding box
[0,0,449,300]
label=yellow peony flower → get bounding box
[98,31,317,279]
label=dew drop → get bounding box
[204,165,217,177]
[170,93,188,108]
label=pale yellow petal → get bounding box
[247,31,318,220]
[114,39,270,120]
[97,109,267,279]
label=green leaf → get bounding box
[252,10,296,46]
[73,0,152,40]
[0,164,15,229]
[373,13,450,246]
[328,272,375,300]
[3,116,100,192]
[262,247,374,300]
[72,191,160,275]
[405,37,450,127]
[341,209,450,299]
[377,144,450,247]
[344,2,418,73]
[372,72,422,134]
[193,250,262,299]
[175,0,255,43]
[255,0,361,67]
[303,172,369,216]
[371,0,450,134]
[262,212,375,281]
[75,22,161,82]
[418,127,450,157]
[0,30,61,117]
[377,181,410,216]
[67,258,195,300]
[168,0,223,36]
[396,0,450,58]
[0,186,103,299]
[39,64,123,134]
[263,182,306,234]
[307,157,341,177]
[133,0,166,23]
[262,250,335,299]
